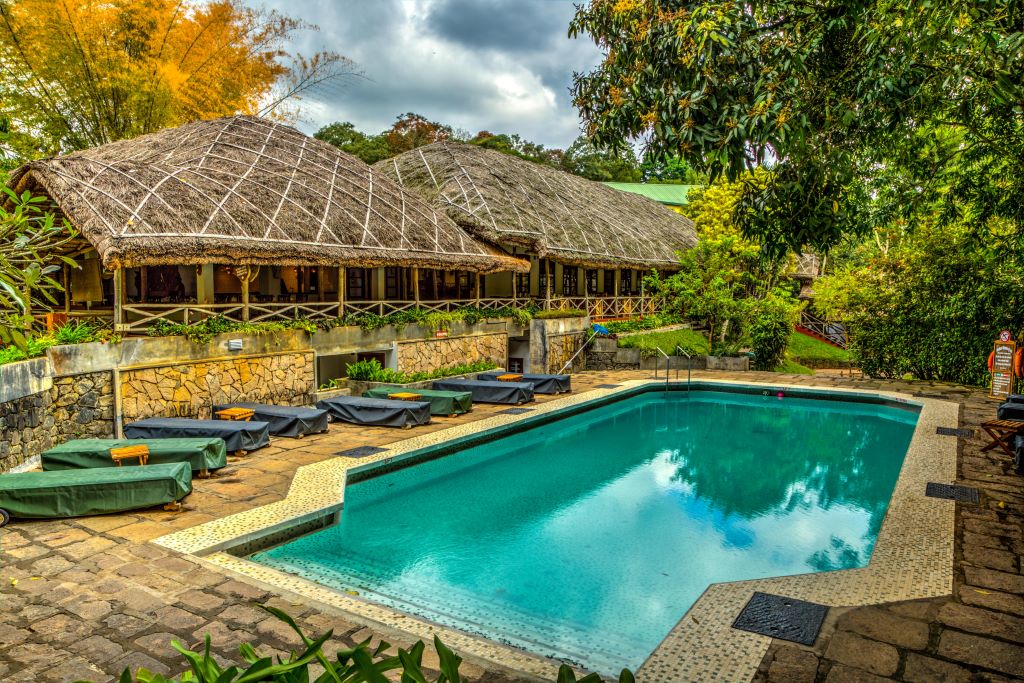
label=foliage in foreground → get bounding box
[0,320,118,367]
[329,358,499,387]
[814,220,1023,385]
[599,312,684,334]
[147,317,318,345]
[100,604,634,683]
[747,291,802,372]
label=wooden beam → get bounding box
[240,275,250,322]
[113,268,125,330]
[337,266,346,316]
[412,267,420,305]
[544,260,552,310]
[475,272,481,307]
[62,265,70,314]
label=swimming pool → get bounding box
[252,387,918,673]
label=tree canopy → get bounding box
[569,0,1024,257]
[0,0,353,159]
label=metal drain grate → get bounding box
[595,383,622,389]
[335,446,389,458]
[499,407,535,415]
[925,482,980,503]
[732,592,828,645]
[936,427,975,438]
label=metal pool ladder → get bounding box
[675,345,693,393]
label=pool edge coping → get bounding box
[153,378,958,683]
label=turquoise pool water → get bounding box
[253,388,917,672]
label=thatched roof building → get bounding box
[7,116,528,274]
[376,143,698,270]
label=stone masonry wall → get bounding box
[545,332,587,373]
[121,352,315,422]
[0,371,114,471]
[395,333,507,374]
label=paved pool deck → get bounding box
[0,369,1020,682]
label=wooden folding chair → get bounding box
[110,444,149,466]
[980,419,1024,458]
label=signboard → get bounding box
[434,330,449,339]
[990,338,1016,400]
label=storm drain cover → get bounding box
[499,408,535,415]
[596,383,622,389]
[732,592,828,645]
[925,483,980,503]
[335,446,389,458]
[936,427,974,438]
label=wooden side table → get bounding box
[496,373,523,382]
[110,445,149,466]
[215,407,255,421]
[981,419,1024,457]
[388,392,422,401]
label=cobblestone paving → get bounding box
[0,369,1018,682]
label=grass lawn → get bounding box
[787,331,851,365]
[775,358,815,375]
[616,328,710,356]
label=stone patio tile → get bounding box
[38,655,107,682]
[957,585,1024,615]
[103,613,154,637]
[60,537,118,560]
[35,527,92,548]
[190,619,255,649]
[961,545,1018,573]
[0,622,32,647]
[176,589,227,612]
[4,543,49,561]
[68,634,126,663]
[213,579,269,600]
[153,605,207,632]
[109,521,171,543]
[823,662,894,682]
[937,631,1024,677]
[962,566,1024,595]
[836,607,931,651]
[823,632,900,677]
[217,603,266,627]
[936,603,1024,644]
[63,597,114,621]
[75,515,138,533]
[107,651,171,678]
[764,646,818,683]
[7,642,72,669]
[29,613,95,644]
[901,653,973,683]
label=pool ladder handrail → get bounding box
[654,347,670,390]
[675,345,693,393]
[558,329,600,375]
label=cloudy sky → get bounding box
[255,0,603,149]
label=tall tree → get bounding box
[0,0,354,158]
[560,135,641,182]
[384,112,454,155]
[314,122,390,164]
[569,0,1024,256]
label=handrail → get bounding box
[558,330,600,375]
[675,345,693,393]
[654,347,670,390]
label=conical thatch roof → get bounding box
[6,116,528,273]
[376,143,698,270]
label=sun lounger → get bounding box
[431,378,534,405]
[361,387,473,416]
[123,418,270,454]
[476,372,572,394]
[0,462,192,526]
[315,396,431,428]
[997,401,1024,421]
[212,403,329,438]
[42,438,227,475]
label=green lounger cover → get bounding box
[0,463,192,520]
[362,386,473,415]
[41,438,227,472]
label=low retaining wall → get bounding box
[584,338,750,372]
[396,333,506,374]
[530,317,590,373]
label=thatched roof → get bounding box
[376,143,698,270]
[6,116,528,273]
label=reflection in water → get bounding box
[254,391,917,673]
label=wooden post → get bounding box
[240,275,250,322]
[113,268,125,330]
[62,265,71,314]
[614,269,622,315]
[337,266,346,316]
[412,267,420,306]
[431,270,438,300]
[544,260,552,310]
[475,272,481,307]
[139,266,148,304]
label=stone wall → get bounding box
[0,371,114,471]
[395,333,507,374]
[121,352,315,421]
[545,332,587,373]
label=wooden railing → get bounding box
[798,310,848,349]
[95,295,663,332]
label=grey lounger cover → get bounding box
[1007,394,1024,404]
[212,403,329,438]
[476,372,571,394]
[123,418,270,452]
[431,379,534,404]
[42,438,227,472]
[0,463,192,520]
[1014,434,1024,473]
[997,402,1024,421]
[361,387,473,415]
[316,396,431,428]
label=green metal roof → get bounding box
[603,182,696,206]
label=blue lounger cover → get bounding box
[212,403,329,438]
[431,379,534,405]
[123,418,270,452]
[997,402,1024,421]
[476,372,571,394]
[316,396,431,428]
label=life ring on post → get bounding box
[1015,348,1024,378]
[988,350,995,372]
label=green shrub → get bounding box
[147,316,315,344]
[601,313,683,334]
[316,306,536,333]
[0,320,117,367]
[747,291,801,371]
[100,604,633,683]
